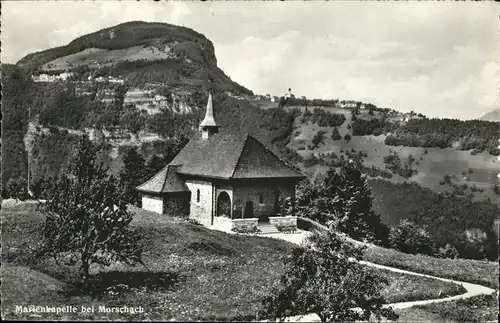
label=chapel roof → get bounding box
[136,164,189,193]
[170,132,304,180]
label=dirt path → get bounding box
[257,230,497,322]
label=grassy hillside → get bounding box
[363,243,499,289]
[16,21,251,95]
[17,21,215,70]
[2,201,471,321]
[285,106,498,201]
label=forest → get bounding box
[369,179,498,261]
[301,107,346,127]
[351,118,397,136]
[1,66,301,189]
[386,118,499,154]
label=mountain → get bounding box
[479,108,500,122]
[3,21,499,263]
[16,21,252,94]
[3,21,297,189]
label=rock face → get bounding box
[15,21,252,94]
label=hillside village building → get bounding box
[136,93,305,230]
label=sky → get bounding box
[2,1,498,120]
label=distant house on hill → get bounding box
[136,93,305,231]
[32,70,74,82]
[340,100,358,109]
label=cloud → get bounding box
[1,1,497,119]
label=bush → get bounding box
[383,150,417,179]
[273,223,297,233]
[3,177,30,201]
[231,226,261,234]
[389,220,436,256]
[436,243,459,259]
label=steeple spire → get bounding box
[199,92,219,139]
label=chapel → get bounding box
[136,93,305,227]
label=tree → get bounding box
[331,127,341,140]
[3,177,29,201]
[296,164,389,245]
[40,137,144,281]
[119,147,147,206]
[145,154,164,178]
[389,219,436,256]
[120,110,146,134]
[311,130,327,149]
[259,228,398,322]
[344,134,352,142]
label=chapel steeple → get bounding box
[199,92,219,139]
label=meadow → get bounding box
[1,201,473,321]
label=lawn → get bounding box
[0,201,480,321]
[390,294,499,323]
[363,243,499,289]
[377,269,466,304]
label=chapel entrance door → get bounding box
[244,201,254,218]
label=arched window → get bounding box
[196,189,200,203]
[217,192,231,218]
[259,193,264,204]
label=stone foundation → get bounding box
[232,218,259,233]
[213,217,259,233]
[269,216,298,232]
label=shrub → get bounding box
[3,177,29,201]
[389,220,436,256]
[274,223,297,233]
[231,226,261,234]
[436,243,459,259]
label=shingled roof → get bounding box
[136,164,189,193]
[170,132,304,180]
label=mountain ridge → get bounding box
[15,21,252,94]
[479,108,500,122]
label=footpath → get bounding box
[242,229,497,322]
